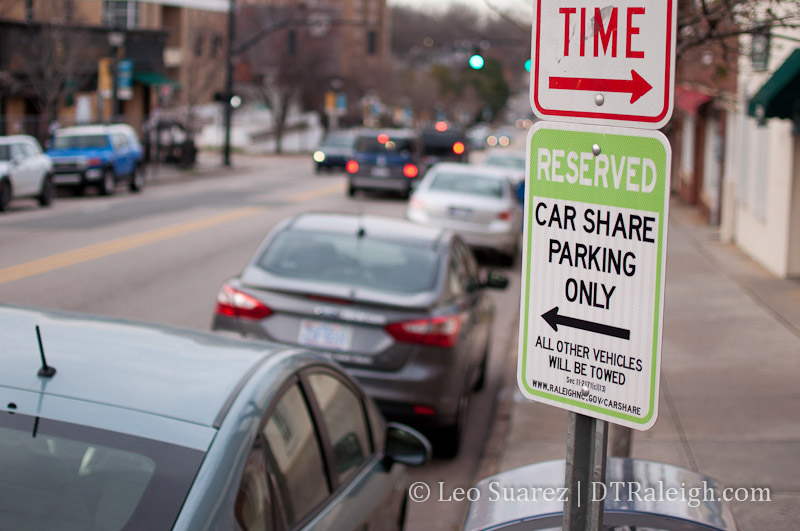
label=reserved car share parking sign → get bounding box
[517,121,670,430]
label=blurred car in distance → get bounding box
[212,212,509,456]
[407,163,523,266]
[345,129,424,198]
[463,458,739,531]
[482,151,527,185]
[1,304,429,530]
[313,129,358,173]
[0,135,54,212]
[46,123,145,195]
[420,122,469,165]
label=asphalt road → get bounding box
[0,153,522,530]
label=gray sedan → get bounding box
[406,163,523,266]
[212,213,508,456]
[1,304,428,530]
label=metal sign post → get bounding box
[564,413,608,530]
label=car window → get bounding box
[0,145,9,160]
[22,141,39,156]
[448,257,466,297]
[263,383,329,528]
[258,230,440,294]
[355,135,415,154]
[53,134,109,150]
[307,372,371,484]
[428,171,505,198]
[235,439,275,531]
[454,240,480,290]
[10,143,24,160]
[0,412,204,531]
[365,399,386,452]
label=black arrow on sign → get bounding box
[542,307,630,340]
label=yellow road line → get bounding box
[0,207,263,285]
[287,181,346,203]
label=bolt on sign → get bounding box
[530,0,676,128]
[517,121,670,430]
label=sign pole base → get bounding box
[563,412,608,530]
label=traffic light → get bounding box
[525,59,531,72]
[468,53,485,70]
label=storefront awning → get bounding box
[133,71,180,88]
[747,48,800,120]
[675,87,711,116]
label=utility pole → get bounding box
[222,0,235,166]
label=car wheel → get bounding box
[99,169,115,196]
[37,174,55,207]
[436,392,469,459]
[0,179,11,212]
[129,165,145,193]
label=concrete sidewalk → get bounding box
[479,199,800,530]
[143,150,294,185]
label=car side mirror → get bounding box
[481,270,509,290]
[384,422,431,467]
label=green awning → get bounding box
[133,71,180,88]
[748,48,800,120]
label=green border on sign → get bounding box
[519,122,670,425]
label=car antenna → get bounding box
[35,325,56,378]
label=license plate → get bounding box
[371,167,390,177]
[298,320,353,351]
[53,173,82,184]
[449,207,473,219]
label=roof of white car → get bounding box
[0,134,37,144]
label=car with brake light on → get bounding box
[1,304,429,530]
[0,135,54,212]
[345,129,424,198]
[407,163,523,266]
[46,124,145,195]
[212,213,509,456]
[420,122,469,165]
[313,129,358,173]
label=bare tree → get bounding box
[238,3,338,152]
[16,18,92,137]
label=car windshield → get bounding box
[0,145,9,161]
[53,134,108,150]
[258,231,439,294]
[355,135,414,153]
[428,171,506,198]
[0,413,205,531]
[485,155,525,170]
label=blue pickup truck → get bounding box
[47,124,145,195]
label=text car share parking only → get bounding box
[518,121,670,430]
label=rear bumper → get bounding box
[350,175,413,192]
[407,211,520,255]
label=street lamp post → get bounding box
[222,0,236,166]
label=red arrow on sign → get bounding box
[549,70,653,104]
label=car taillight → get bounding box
[215,283,272,320]
[452,142,465,155]
[87,157,103,166]
[403,164,418,178]
[346,160,359,173]
[385,314,464,348]
[497,211,512,220]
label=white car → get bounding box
[407,162,523,266]
[0,135,54,212]
[482,151,527,185]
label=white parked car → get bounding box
[0,135,54,212]
[407,162,523,266]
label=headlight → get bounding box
[313,151,326,163]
